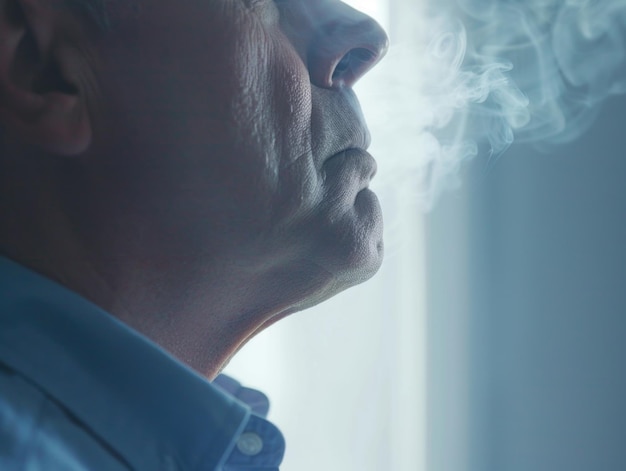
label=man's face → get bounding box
[84,0,388,307]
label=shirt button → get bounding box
[236,432,264,456]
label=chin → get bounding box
[273,183,385,313]
[316,192,385,289]
[342,235,384,287]
[291,237,384,314]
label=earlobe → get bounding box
[0,87,92,155]
[0,0,93,156]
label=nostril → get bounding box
[331,47,378,84]
[350,48,378,64]
[308,14,389,90]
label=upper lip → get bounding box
[317,88,373,164]
[326,125,372,161]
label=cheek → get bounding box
[229,28,316,196]
[268,54,324,229]
[272,47,313,166]
[225,27,281,163]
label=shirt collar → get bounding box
[0,256,284,470]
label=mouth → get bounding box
[325,147,378,190]
[324,117,372,164]
[346,148,377,180]
[318,89,374,173]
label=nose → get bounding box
[306,4,389,89]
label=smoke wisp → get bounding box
[362,0,626,210]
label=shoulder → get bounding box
[0,364,130,471]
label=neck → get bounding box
[0,152,332,378]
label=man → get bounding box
[0,0,388,469]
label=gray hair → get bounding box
[65,0,111,31]
[67,0,141,33]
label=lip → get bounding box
[324,123,372,165]
[326,147,378,188]
[346,148,377,179]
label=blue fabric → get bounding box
[0,256,285,470]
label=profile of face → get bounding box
[0,0,388,371]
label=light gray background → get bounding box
[426,95,626,471]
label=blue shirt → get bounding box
[0,256,285,470]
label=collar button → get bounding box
[236,432,264,456]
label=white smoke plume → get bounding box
[361,0,626,210]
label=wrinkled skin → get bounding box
[0,0,388,376]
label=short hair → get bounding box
[65,0,111,31]
[67,0,142,34]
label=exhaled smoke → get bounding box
[361,0,626,210]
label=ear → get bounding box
[0,0,93,156]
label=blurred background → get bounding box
[225,0,626,470]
